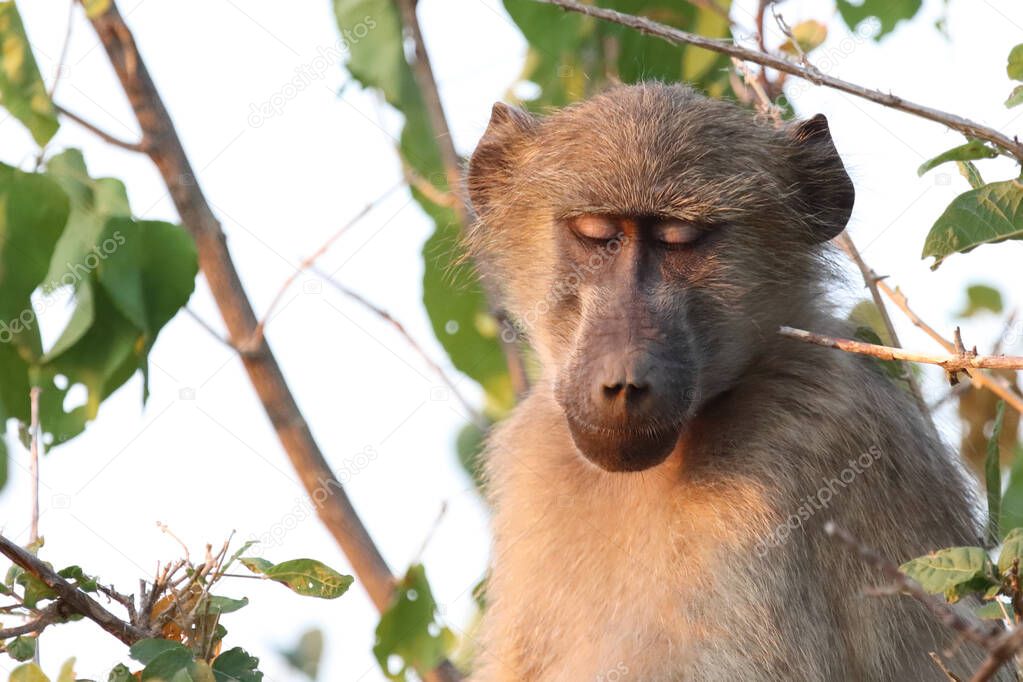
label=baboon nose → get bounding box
[601,379,650,402]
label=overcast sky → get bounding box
[0,0,1021,680]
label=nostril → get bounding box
[602,382,624,400]
[625,382,649,399]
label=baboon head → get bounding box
[467,84,854,472]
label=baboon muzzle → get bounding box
[557,347,692,472]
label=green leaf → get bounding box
[0,435,7,492]
[280,628,323,680]
[204,595,248,614]
[836,0,923,40]
[1001,447,1023,540]
[976,600,1010,620]
[999,526,1023,574]
[43,148,131,294]
[0,162,69,360]
[9,663,49,682]
[129,639,189,666]
[57,564,98,592]
[917,140,998,177]
[211,647,262,682]
[107,663,134,682]
[456,420,488,493]
[373,564,454,681]
[140,647,195,682]
[238,557,273,574]
[16,571,56,608]
[241,557,353,599]
[96,217,197,337]
[900,546,995,597]
[6,635,36,661]
[987,401,1007,545]
[0,1,59,145]
[922,179,1023,268]
[1007,84,1023,109]
[1008,43,1023,81]
[779,20,827,55]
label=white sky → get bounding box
[0,0,1021,680]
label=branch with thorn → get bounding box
[779,326,1023,374]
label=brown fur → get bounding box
[465,84,1006,681]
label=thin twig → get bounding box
[28,387,41,545]
[250,181,403,349]
[824,522,1000,650]
[536,0,1023,158]
[0,603,66,639]
[184,307,244,354]
[312,266,486,428]
[779,326,1023,372]
[401,157,456,208]
[54,104,147,153]
[880,284,1023,415]
[836,233,934,430]
[930,651,965,681]
[0,533,150,645]
[48,1,76,101]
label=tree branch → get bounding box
[779,326,1023,372]
[395,0,530,401]
[880,284,1023,415]
[0,533,150,645]
[535,0,1023,159]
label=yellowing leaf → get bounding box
[779,20,827,55]
[0,1,59,145]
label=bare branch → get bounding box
[535,0,1023,158]
[880,284,1023,416]
[54,104,147,153]
[0,533,150,645]
[779,326,1023,372]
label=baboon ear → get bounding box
[468,102,537,215]
[787,114,855,243]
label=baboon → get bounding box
[465,83,1007,681]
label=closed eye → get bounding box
[652,220,706,247]
[569,214,620,242]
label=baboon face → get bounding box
[468,84,854,472]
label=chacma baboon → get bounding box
[465,83,1005,681]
